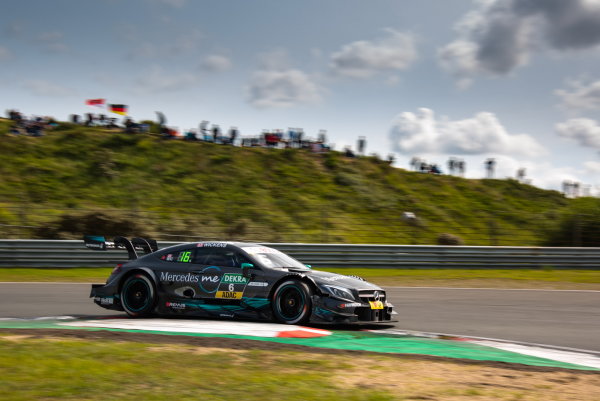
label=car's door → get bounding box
[192,247,264,302]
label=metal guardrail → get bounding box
[0,240,599,269]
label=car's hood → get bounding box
[297,269,383,291]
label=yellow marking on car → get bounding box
[369,301,384,309]
[216,291,243,299]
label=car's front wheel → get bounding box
[272,279,312,324]
[120,273,156,317]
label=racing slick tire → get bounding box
[120,273,156,317]
[272,279,312,324]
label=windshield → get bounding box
[242,246,309,270]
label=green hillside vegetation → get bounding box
[1,117,598,245]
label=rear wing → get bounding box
[83,235,158,260]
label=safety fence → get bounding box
[0,239,598,269]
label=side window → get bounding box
[235,253,253,267]
[194,249,249,268]
[193,248,215,265]
[159,249,194,263]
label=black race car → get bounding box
[86,236,395,324]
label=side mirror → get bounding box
[241,263,254,278]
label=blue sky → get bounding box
[2,0,600,194]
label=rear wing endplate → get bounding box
[83,235,158,260]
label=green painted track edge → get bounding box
[0,320,596,371]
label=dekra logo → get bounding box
[221,273,248,284]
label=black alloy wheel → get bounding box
[272,279,312,324]
[120,273,156,317]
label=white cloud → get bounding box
[330,29,417,78]
[0,46,12,61]
[133,65,199,94]
[556,79,600,112]
[389,108,545,157]
[201,54,232,72]
[556,118,600,149]
[246,69,322,108]
[257,49,292,70]
[584,160,600,174]
[439,0,600,84]
[23,79,76,97]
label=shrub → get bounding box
[34,212,144,239]
[544,198,600,246]
[437,233,464,245]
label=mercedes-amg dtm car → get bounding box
[86,236,395,324]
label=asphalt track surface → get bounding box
[1,283,598,351]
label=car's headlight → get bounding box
[321,285,356,301]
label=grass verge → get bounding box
[0,334,598,401]
[0,268,113,282]
[0,267,599,289]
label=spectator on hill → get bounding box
[85,113,95,127]
[409,156,420,171]
[318,130,327,144]
[457,160,465,177]
[447,158,457,175]
[485,158,496,178]
[264,131,279,147]
[211,124,220,143]
[124,118,137,133]
[7,109,23,122]
[228,126,238,145]
[184,129,197,141]
[517,168,526,182]
[357,136,366,155]
[297,129,304,147]
[344,146,355,158]
[199,120,209,139]
[156,111,167,134]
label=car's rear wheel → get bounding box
[272,279,312,324]
[121,273,155,317]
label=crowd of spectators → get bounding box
[176,122,333,153]
[6,109,57,137]
[410,157,444,174]
[71,113,150,134]
[4,109,384,159]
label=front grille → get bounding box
[358,290,386,303]
[355,307,391,322]
[356,290,390,322]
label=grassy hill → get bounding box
[0,117,592,245]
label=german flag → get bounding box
[109,104,127,115]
